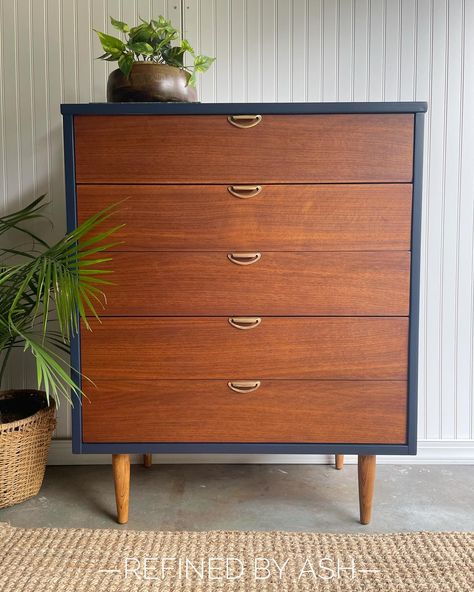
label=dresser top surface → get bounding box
[61,101,428,116]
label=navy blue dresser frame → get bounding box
[61,101,427,456]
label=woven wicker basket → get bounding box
[0,390,56,509]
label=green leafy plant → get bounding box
[95,15,215,86]
[0,195,121,405]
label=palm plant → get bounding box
[0,195,120,406]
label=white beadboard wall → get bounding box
[1,0,474,463]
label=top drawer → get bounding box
[74,114,414,184]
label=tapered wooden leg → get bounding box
[335,454,344,470]
[358,455,376,525]
[112,454,130,524]
[143,453,152,468]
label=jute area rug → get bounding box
[0,524,472,591]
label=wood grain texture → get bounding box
[74,114,414,183]
[80,317,408,380]
[82,380,407,444]
[358,455,377,525]
[76,184,413,252]
[112,454,130,524]
[100,251,411,316]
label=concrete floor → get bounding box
[1,464,473,533]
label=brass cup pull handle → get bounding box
[228,185,262,199]
[228,381,261,394]
[227,114,262,129]
[228,317,262,330]
[228,252,261,266]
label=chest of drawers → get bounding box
[61,101,427,525]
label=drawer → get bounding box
[101,251,410,316]
[74,114,414,183]
[82,380,407,444]
[77,184,413,251]
[80,317,408,380]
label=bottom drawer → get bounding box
[82,380,407,444]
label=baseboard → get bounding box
[47,439,474,465]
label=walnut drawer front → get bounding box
[82,380,407,444]
[100,251,410,316]
[80,317,408,380]
[74,114,414,183]
[77,184,413,252]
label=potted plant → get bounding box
[95,15,215,102]
[0,195,119,508]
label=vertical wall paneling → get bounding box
[182,1,200,93]
[440,0,463,439]
[352,0,369,100]
[91,0,107,101]
[16,0,34,202]
[0,0,6,212]
[425,0,447,439]
[399,0,416,100]
[384,0,401,100]
[104,0,122,84]
[262,0,278,102]
[276,0,292,101]
[415,0,433,439]
[2,0,23,391]
[120,0,136,27]
[322,0,338,100]
[306,0,322,101]
[2,1,21,209]
[135,0,151,21]
[368,0,385,100]
[47,0,68,436]
[230,0,246,102]
[1,0,474,454]
[199,0,217,103]
[247,0,263,102]
[214,0,231,102]
[60,1,78,103]
[76,0,92,103]
[183,0,215,102]
[458,0,474,439]
[338,0,354,101]
[291,0,307,101]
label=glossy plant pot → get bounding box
[107,63,198,103]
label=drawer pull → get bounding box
[227,252,261,266]
[228,381,261,394]
[228,317,262,330]
[227,114,262,129]
[228,185,262,199]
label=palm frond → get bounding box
[0,194,51,247]
[0,196,123,402]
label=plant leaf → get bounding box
[118,53,134,77]
[110,16,129,33]
[127,41,154,55]
[181,39,195,55]
[94,30,125,54]
[152,16,177,36]
[162,45,185,67]
[194,54,216,73]
[129,22,155,43]
[0,197,122,400]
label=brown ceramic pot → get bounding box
[107,63,197,103]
